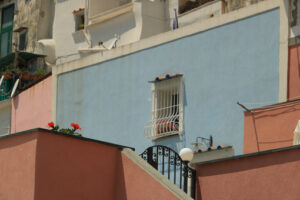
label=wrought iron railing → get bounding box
[0,79,12,101]
[140,145,196,198]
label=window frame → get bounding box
[145,75,184,140]
[18,29,27,51]
[0,4,14,58]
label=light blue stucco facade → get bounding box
[57,9,280,155]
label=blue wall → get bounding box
[57,9,280,155]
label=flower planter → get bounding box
[3,73,12,80]
[20,73,31,80]
[32,75,43,81]
[157,120,178,134]
[77,25,84,31]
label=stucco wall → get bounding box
[288,44,300,100]
[0,129,183,199]
[0,133,37,200]
[35,132,123,200]
[54,0,170,64]
[35,132,182,199]
[53,0,86,63]
[57,9,280,155]
[119,152,179,200]
[244,102,300,154]
[11,76,52,133]
[196,147,300,200]
[14,0,54,52]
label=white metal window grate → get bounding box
[144,77,184,140]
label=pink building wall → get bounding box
[288,44,300,100]
[243,101,300,154]
[11,76,52,133]
[196,147,300,200]
[0,129,180,200]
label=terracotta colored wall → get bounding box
[196,148,300,200]
[288,44,300,100]
[34,132,123,200]
[0,133,37,200]
[118,153,179,200]
[244,102,300,154]
[11,76,52,133]
[35,132,179,200]
[0,130,181,199]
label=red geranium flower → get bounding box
[71,123,82,130]
[48,122,55,128]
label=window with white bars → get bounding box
[144,76,184,140]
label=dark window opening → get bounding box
[19,31,27,51]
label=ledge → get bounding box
[72,30,85,40]
[195,143,300,166]
[1,128,135,151]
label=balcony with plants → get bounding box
[0,54,48,101]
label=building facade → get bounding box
[53,0,288,155]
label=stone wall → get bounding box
[13,0,54,52]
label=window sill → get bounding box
[145,131,181,140]
[87,3,133,27]
[72,30,85,39]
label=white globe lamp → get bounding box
[179,148,194,162]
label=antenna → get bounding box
[10,79,19,98]
[0,75,3,87]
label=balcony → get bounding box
[87,0,133,25]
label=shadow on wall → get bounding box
[153,135,187,153]
[88,12,136,47]
[113,150,127,199]
[251,107,299,149]
[297,47,300,78]
[12,97,20,134]
[244,103,300,153]
[0,133,36,150]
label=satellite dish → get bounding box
[0,75,4,87]
[107,37,118,50]
[10,79,19,98]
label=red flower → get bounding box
[71,123,82,130]
[48,122,55,128]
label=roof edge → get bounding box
[1,128,135,151]
[195,144,300,166]
[245,98,300,113]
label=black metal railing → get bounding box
[140,145,196,198]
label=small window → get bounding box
[19,30,27,51]
[144,74,184,140]
[73,8,85,31]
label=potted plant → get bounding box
[32,69,46,80]
[48,122,82,137]
[157,120,178,134]
[2,66,17,80]
[19,69,30,80]
[77,24,84,31]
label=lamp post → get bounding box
[179,148,194,195]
